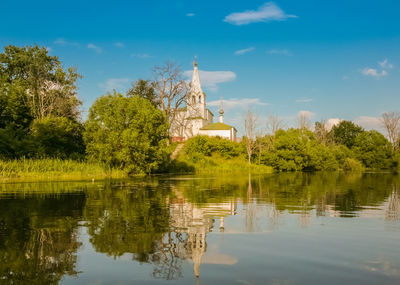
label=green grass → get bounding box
[0,158,126,182]
[199,122,235,130]
[170,152,273,175]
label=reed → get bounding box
[0,158,126,181]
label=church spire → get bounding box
[219,97,224,123]
[191,60,203,97]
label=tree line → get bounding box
[1,44,400,174]
[0,45,188,174]
[240,110,400,171]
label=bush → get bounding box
[342,158,364,171]
[185,136,241,158]
[30,117,85,159]
[353,130,393,169]
[263,129,338,171]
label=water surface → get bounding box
[0,172,399,284]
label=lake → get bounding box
[0,172,399,284]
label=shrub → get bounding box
[342,158,364,171]
[30,117,85,159]
[185,136,241,158]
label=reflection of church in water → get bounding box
[169,190,236,278]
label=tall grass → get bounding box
[0,158,126,181]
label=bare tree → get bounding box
[244,109,258,165]
[266,114,284,135]
[381,112,400,150]
[153,62,189,129]
[314,120,329,145]
[297,111,312,130]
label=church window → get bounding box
[198,95,201,103]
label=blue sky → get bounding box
[1,0,399,132]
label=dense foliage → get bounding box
[84,92,170,174]
[1,44,399,176]
[0,45,82,159]
[182,123,399,172]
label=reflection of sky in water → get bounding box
[0,173,399,284]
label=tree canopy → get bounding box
[84,92,170,174]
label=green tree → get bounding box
[353,130,393,169]
[127,79,159,107]
[84,92,169,174]
[0,44,81,120]
[30,117,85,159]
[264,128,338,171]
[330,120,363,148]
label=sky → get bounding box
[1,0,399,133]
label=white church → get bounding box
[171,62,237,142]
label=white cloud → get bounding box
[354,116,383,131]
[131,53,152,58]
[267,49,292,56]
[54,38,67,45]
[184,70,236,91]
[114,42,125,48]
[298,110,315,118]
[296,97,312,103]
[326,118,342,131]
[186,13,195,17]
[208,98,269,110]
[234,47,255,55]
[87,43,102,54]
[361,68,387,78]
[99,78,130,91]
[224,2,297,26]
[54,38,79,47]
[378,59,393,69]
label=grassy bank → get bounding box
[0,158,126,182]
[170,152,273,174]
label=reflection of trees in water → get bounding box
[0,194,84,284]
[386,186,400,221]
[151,232,187,280]
[1,173,399,283]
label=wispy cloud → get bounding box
[267,49,292,56]
[296,97,312,103]
[54,38,79,47]
[184,70,236,91]
[186,13,195,17]
[361,59,392,78]
[208,98,269,110]
[114,42,125,48]
[87,43,102,54]
[224,2,297,26]
[131,53,152,59]
[298,110,315,118]
[99,78,130,91]
[378,59,394,69]
[361,68,387,78]
[234,47,255,55]
[354,116,383,131]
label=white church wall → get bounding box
[198,129,232,140]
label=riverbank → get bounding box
[0,158,126,182]
[169,152,274,174]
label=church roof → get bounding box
[200,122,236,131]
